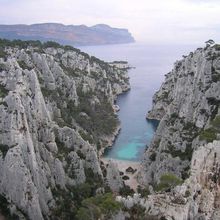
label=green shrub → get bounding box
[126,204,146,220]
[119,184,135,196]
[84,168,103,188]
[17,60,32,70]
[170,112,178,118]
[183,121,195,130]
[79,130,94,144]
[59,63,81,77]
[181,165,190,180]
[41,87,55,97]
[137,185,150,197]
[212,74,220,83]
[155,173,183,192]
[0,48,7,59]
[43,41,60,48]
[76,193,121,220]
[76,150,86,160]
[0,194,10,214]
[0,194,21,219]
[90,56,108,70]
[207,97,220,106]
[76,207,95,220]
[199,127,217,143]
[149,152,157,161]
[51,183,95,219]
[0,101,8,107]
[214,44,220,51]
[168,112,179,125]
[199,115,220,143]
[58,87,118,137]
[184,190,191,197]
[182,121,200,140]
[0,85,8,98]
[55,137,71,160]
[0,144,9,158]
[0,63,6,72]
[75,97,118,136]
[165,144,193,161]
[211,115,220,130]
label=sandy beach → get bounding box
[101,157,140,191]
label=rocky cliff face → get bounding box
[133,43,220,219]
[139,44,220,185]
[0,39,130,219]
[118,140,220,220]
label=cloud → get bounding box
[0,0,219,44]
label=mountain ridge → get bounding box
[0,23,135,46]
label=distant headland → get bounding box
[0,23,135,46]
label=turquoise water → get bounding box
[79,43,198,161]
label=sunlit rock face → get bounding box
[121,141,220,220]
[0,40,130,219]
[139,44,220,185]
[129,44,220,220]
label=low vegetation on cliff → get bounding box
[135,41,220,220]
[0,39,130,219]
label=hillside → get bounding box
[140,43,220,185]
[0,23,135,46]
[0,39,130,219]
[121,42,220,220]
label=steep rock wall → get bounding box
[0,40,130,219]
[115,44,220,220]
[139,44,220,185]
[120,140,220,220]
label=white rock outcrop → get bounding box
[121,141,220,220]
[0,42,130,219]
[139,45,220,185]
[133,44,220,219]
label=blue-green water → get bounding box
[79,43,198,161]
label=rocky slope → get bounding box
[0,23,135,46]
[132,43,220,219]
[139,43,220,185]
[118,140,220,220]
[0,39,130,219]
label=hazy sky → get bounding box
[0,0,219,44]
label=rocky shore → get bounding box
[101,158,140,191]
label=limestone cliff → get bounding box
[139,44,220,185]
[118,141,220,220]
[0,39,130,219]
[133,43,220,219]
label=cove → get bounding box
[79,43,197,161]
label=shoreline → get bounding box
[98,69,138,189]
[101,157,140,191]
[98,124,121,157]
[98,85,131,157]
